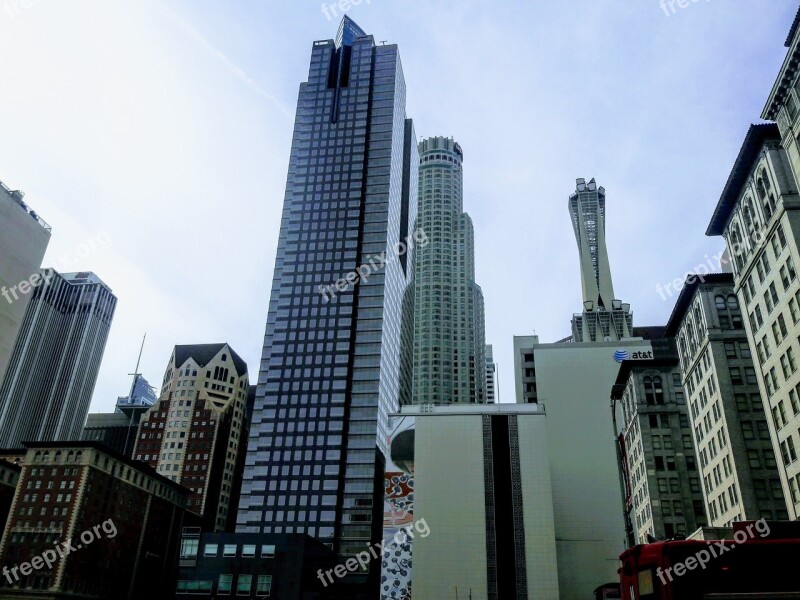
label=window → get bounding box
[180,538,199,559]
[261,544,276,558]
[177,581,212,593]
[781,437,798,466]
[237,574,253,595]
[223,544,237,557]
[644,376,664,405]
[204,543,218,557]
[242,544,256,558]
[219,574,233,595]
[256,575,273,597]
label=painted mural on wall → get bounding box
[381,414,416,600]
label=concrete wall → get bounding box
[0,190,49,386]
[413,415,489,599]
[520,339,653,598]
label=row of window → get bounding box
[177,574,272,596]
[181,540,276,559]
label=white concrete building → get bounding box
[0,182,50,388]
[513,334,655,597]
[383,403,559,600]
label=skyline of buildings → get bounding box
[4,7,800,599]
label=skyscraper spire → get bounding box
[569,178,632,341]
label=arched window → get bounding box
[645,375,665,405]
[743,200,757,239]
[729,224,745,272]
[758,169,777,222]
[715,295,727,310]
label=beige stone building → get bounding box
[134,343,249,531]
[706,123,800,520]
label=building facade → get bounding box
[82,375,157,458]
[412,137,486,405]
[0,270,116,448]
[0,182,51,388]
[385,404,559,600]
[569,178,633,342]
[513,334,655,597]
[176,531,337,599]
[485,344,497,403]
[0,442,188,599]
[707,123,800,520]
[612,350,706,545]
[666,273,788,527]
[236,16,419,583]
[133,344,249,532]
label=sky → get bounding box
[0,0,796,411]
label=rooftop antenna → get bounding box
[122,333,147,456]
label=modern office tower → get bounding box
[0,270,116,448]
[485,344,497,403]
[512,333,654,597]
[0,182,51,387]
[0,441,189,598]
[176,531,336,598]
[569,178,633,342]
[611,342,706,546]
[412,137,486,405]
[383,404,559,600]
[82,376,157,457]
[133,344,250,532]
[236,15,419,578]
[707,123,800,520]
[666,273,788,526]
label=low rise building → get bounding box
[0,441,189,599]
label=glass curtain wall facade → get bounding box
[237,16,418,568]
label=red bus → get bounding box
[619,523,800,599]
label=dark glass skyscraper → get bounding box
[237,15,418,570]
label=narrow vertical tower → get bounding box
[412,137,486,404]
[237,15,418,568]
[569,178,632,341]
[570,177,614,309]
